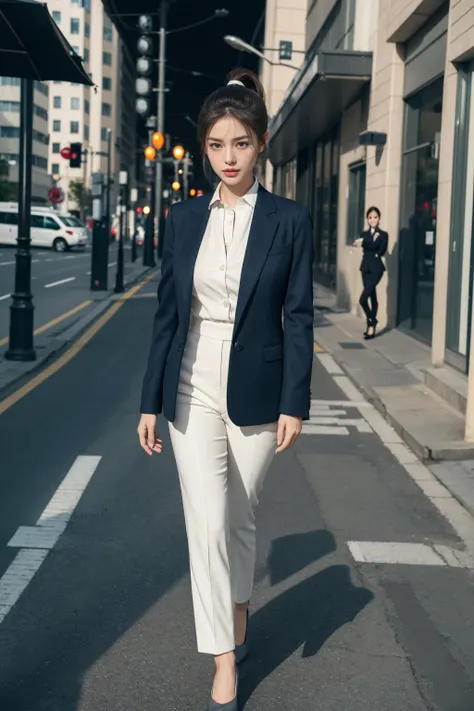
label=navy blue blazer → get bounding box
[140,185,315,427]
[359,229,388,276]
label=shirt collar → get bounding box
[209,178,259,210]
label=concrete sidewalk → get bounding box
[0,261,155,399]
[313,281,474,517]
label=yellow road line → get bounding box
[0,273,155,416]
[0,300,93,348]
[313,342,324,353]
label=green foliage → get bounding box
[0,159,18,201]
[68,179,92,211]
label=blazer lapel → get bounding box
[234,186,279,335]
[176,194,212,338]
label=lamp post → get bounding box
[115,170,128,293]
[5,78,35,362]
[155,0,167,260]
[223,34,301,71]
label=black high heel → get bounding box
[364,324,377,340]
[207,668,239,711]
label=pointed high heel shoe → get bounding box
[234,607,249,665]
[207,668,239,711]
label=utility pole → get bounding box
[155,0,167,258]
[115,171,127,293]
[5,78,35,362]
[105,129,112,242]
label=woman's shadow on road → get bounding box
[239,530,374,707]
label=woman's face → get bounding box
[367,210,380,229]
[205,116,265,188]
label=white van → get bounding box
[0,203,88,252]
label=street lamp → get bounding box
[223,34,300,70]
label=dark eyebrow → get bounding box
[207,135,250,142]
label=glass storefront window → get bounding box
[312,126,340,287]
[446,63,474,371]
[347,162,367,244]
[398,78,443,343]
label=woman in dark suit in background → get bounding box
[354,206,388,339]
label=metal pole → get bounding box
[183,151,190,200]
[105,129,112,242]
[5,78,35,362]
[115,176,126,293]
[156,0,166,259]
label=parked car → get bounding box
[0,203,88,251]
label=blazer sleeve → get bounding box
[279,206,315,420]
[140,205,179,414]
[376,231,388,257]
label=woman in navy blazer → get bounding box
[138,68,314,710]
[354,206,388,339]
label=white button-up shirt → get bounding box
[191,179,259,324]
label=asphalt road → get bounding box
[0,244,140,347]
[0,277,473,711]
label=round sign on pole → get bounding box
[48,187,64,204]
[60,146,71,160]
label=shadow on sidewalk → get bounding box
[239,531,374,708]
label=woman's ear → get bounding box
[259,130,270,154]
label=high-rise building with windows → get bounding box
[47,0,136,215]
[0,78,50,203]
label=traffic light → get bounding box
[136,15,153,117]
[70,142,82,168]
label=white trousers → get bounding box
[169,319,277,655]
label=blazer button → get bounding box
[234,341,243,351]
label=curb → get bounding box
[0,266,154,400]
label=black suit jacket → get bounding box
[359,228,388,276]
[140,185,315,426]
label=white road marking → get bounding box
[302,424,349,435]
[44,277,76,288]
[303,400,374,436]
[0,293,11,301]
[0,260,15,266]
[108,261,117,267]
[0,456,101,626]
[316,353,343,375]
[314,335,474,558]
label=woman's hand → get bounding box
[137,414,163,456]
[353,238,363,247]
[276,415,302,454]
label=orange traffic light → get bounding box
[144,145,156,160]
[172,181,181,192]
[152,132,165,150]
[189,188,197,197]
[172,144,185,160]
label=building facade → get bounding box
[269,0,474,384]
[0,78,50,203]
[47,0,135,215]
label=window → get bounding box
[52,143,61,154]
[101,127,108,142]
[53,96,61,109]
[85,22,90,37]
[71,97,80,110]
[53,120,61,132]
[71,0,81,5]
[51,163,60,175]
[84,99,90,114]
[70,18,80,34]
[102,76,111,91]
[103,52,112,66]
[31,215,60,229]
[34,105,48,120]
[32,156,48,170]
[0,101,20,112]
[72,46,80,55]
[0,212,18,225]
[1,77,21,86]
[0,126,19,138]
[347,162,367,244]
[33,130,49,145]
[103,26,113,41]
[84,124,89,140]
[101,102,111,117]
[83,47,89,62]
[70,121,80,134]
[52,10,60,23]
[35,82,49,96]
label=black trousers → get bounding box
[359,271,382,326]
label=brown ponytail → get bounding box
[197,67,268,153]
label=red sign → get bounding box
[48,187,64,204]
[60,146,71,160]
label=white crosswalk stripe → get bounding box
[301,400,374,435]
